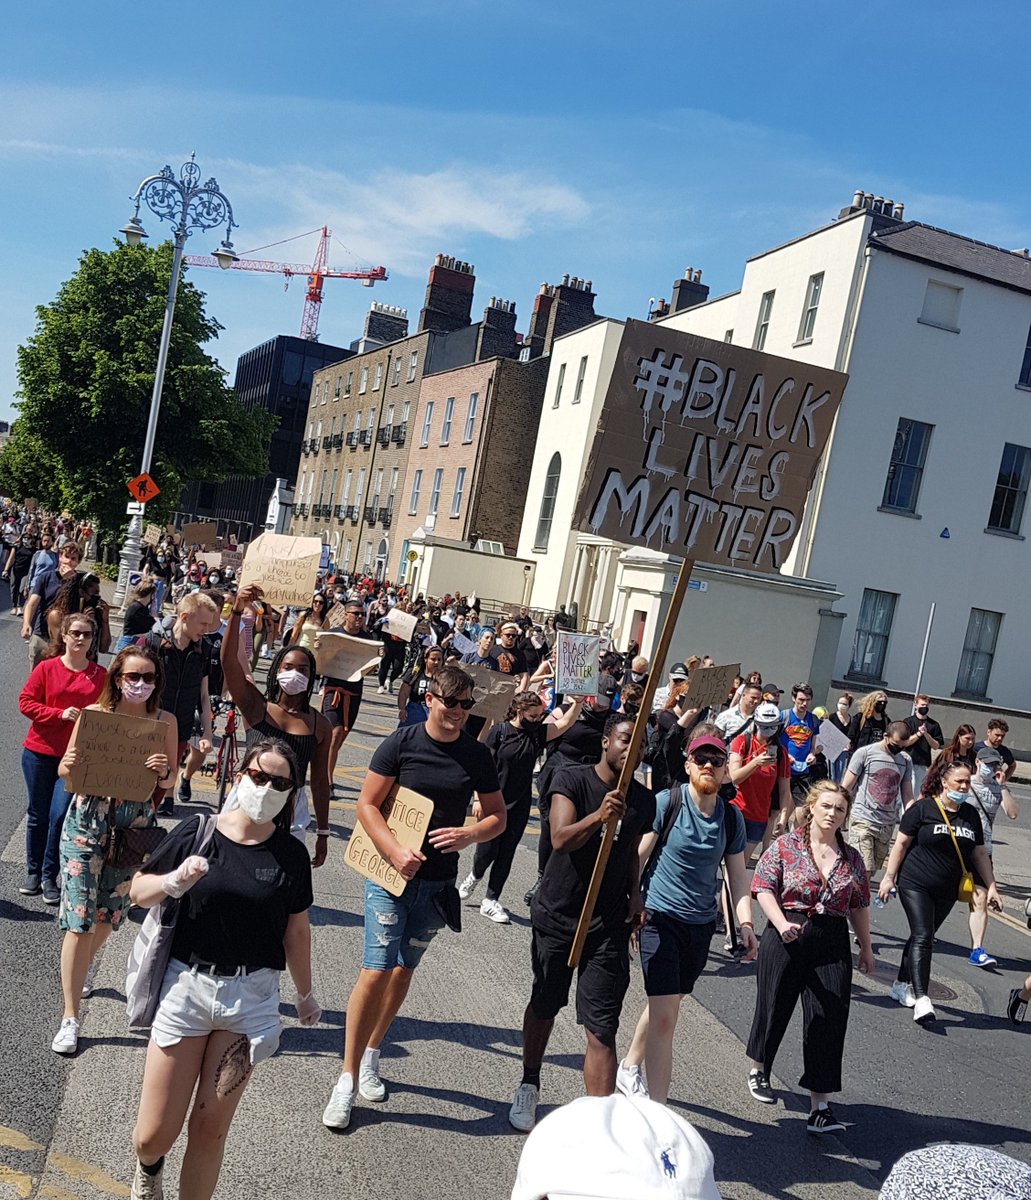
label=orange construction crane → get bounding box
[184,225,388,340]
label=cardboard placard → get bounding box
[681,662,741,715]
[817,717,847,762]
[572,321,847,571]
[198,551,221,570]
[451,630,478,656]
[325,602,347,629]
[221,547,244,574]
[238,532,323,608]
[462,662,518,721]
[142,523,162,546]
[382,608,418,642]
[345,787,435,897]
[181,521,217,550]
[24,497,37,512]
[554,632,601,696]
[66,708,167,803]
[313,631,381,681]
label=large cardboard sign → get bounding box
[181,521,218,550]
[462,663,518,721]
[325,602,347,629]
[681,662,741,714]
[313,631,381,681]
[572,321,847,571]
[816,717,846,762]
[142,523,163,546]
[345,787,434,897]
[238,533,323,608]
[451,630,478,656]
[555,632,601,696]
[382,608,418,642]
[66,709,167,803]
[220,546,244,574]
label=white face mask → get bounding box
[122,679,155,703]
[277,669,309,695]
[237,773,288,823]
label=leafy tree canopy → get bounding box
[0,241,276,537]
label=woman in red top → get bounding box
[18,613,107,903]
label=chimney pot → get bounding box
[852,189,864,208]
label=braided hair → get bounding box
[799,779,854,862]
[264,644,317,712]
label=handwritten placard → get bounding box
[221,546,244,574]
[66,708,166,803]
[555,632,601,696]
[314,631,381,681]
[463,663,518,722]
[382,608,418,642]
[817,717,846,762]
[181,521,217,550]
[141,523,163,546]
[452,630,478,656]
[681,661,741,715]
[325,602,347,629]
[345,786,434,897]
[238,532,323,608]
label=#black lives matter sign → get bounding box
[573,321,848,571]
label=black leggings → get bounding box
[746,915,852,1095]
[897,886,955,1000]
[378,640,406,687]
[472,795,532,902]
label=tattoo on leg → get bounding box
[214,1036,251,1100]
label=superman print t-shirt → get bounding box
[779,708,820,775]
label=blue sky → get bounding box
[2,2,1029,421]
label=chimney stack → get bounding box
[839,191,906,222]
[541,274,597,353]
[670,267,710,314]
[525,283,555,359]
[476,297,518,360]
[363,302,408,345]
[417,254,476,334]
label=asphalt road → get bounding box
[0,608,1029,1200]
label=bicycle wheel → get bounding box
[216,731,238,811]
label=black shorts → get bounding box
[639,911,715,997]
[530,923,630,1040]
[789,774,811,804]
[322,680,362,731]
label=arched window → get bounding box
[534,453,561,552]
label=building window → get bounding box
[354,468,366,510]
[723,329,733,343]
[344,538,353,565]
[352,410,361,433]
[534,453,561,552]
[374,468,384,505]
[987,442,1031,534]
[753,291,775,351]
[320,381,328,405]
[573,356,588,403]
[955,608,1002,698]
[344,371,353,397]
[848,588,897,681]
[919,280,962,332]
[359,366,369,394]
[342,470,353,504]
[420,401,434,447]
[315,420,323,441]
[463,392,479,442]
[450,466,466,517]
[407,350,419,382]
[1018,323,1031,387]
[441,396,455,445]
[797,272,824,342]
[552,363,566,408]
[428,468,444,516]
[408,469,423,514]
[373,362,383,390]
[333,376,341,399]
[328,468,338,505]
[402,400,411,425]
[392,356,402,386]
[386,404,395,426]
[881,418,933,514]
[363,541,373,571]
[367,408,375,431]
[318,469,328,505]
[389,466,399,498]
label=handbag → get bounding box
[431,884,462,933]
[933,797,976,905]
[125,815,217,1029]
[106,823,168,872]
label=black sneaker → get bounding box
[807,1106,845,1134]
[177,778,192,803]
[524,875,542,906]
[18,872,41,896]
[157,800,174,817]
[42,880,61,906]
[1008,988,1028,1026]
[747,1069,776,1104]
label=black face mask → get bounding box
[874,701,887,714]
[885,742,902,755]
[915,706,929,718]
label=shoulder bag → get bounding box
[933,797,976,905]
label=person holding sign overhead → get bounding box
[51,645,178,1056]
[322,663,505,1130]
[320,601,381,786]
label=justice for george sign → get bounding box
[238,532,323,608]
[555,632,601,696]
[66,709,167,803]
[680,661,741,714]
[572,321,848,571]
[345,787,434,897]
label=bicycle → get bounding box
[214,702,240,811]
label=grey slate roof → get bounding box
[870,221,1031,295]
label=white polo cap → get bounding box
[511,1095,722,1200]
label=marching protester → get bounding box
[396,644,445,726]
[900,694,942,797]
[117,580,160,653]
[825,693,853,783]
[128,739,318,1200]
[323,664,504,1130]
[51,645,178,1055]
[846,690,890,751]
[287,593,329,651]
[778,682,822,807]
[727,701,792,865]
[879,758,1002,1023]
[320,600,381,784]
[965,744,1019,968]
[976,717,1016,782]
[841,721,914,881]
[4,528,37,615]
[22,540,84,670]
[939,723,977,771]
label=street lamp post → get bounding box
[112,156,238,609]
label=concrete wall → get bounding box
[404,538,535,607]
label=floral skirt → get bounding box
[59,795,154,933]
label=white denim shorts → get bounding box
[150,958,282,1065]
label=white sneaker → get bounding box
[913,996,936,1024]
[377,686,386,694]
[890,980,916,1008]
[130,1159,164,1200]
[51,1017,79,1055]
[322,1075,356,1129]
[457,871,481,900]
[480,897,511,924]
[358,1062,387,1102]
[616,1060,649,1098]
[81,962,98,999]
[509,1083,539,1132]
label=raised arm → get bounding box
[220,585,267,726]
[545,696,583,741]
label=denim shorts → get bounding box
[362,877,448,971]
[150,958,282,1065]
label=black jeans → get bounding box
[897,886,955,1000]
[378,640,406,687]
[473,794,532,902]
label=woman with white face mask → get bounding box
[52,647,178,1056]
[128,741,318,1200]
[220,584,333,868]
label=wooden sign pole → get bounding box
[567,557,694,968]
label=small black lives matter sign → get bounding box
[572,321,848,572]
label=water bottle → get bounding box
[873,887,896,909]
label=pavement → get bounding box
[0,595,1029,1200]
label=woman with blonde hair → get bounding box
[745,780,873,1134]
[846,690,889,751]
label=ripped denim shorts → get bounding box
[362,877,449,971]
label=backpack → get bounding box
[645,783,739,879]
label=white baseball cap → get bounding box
[511,1095,722,1200]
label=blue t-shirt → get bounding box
[779,708,821,776]
[644,787,745,925]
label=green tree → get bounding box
[0,240,275,541]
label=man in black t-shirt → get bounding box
[323,664,504,1131]
[509,715,655,1133]
[493,621,531,690]
[901,694,943,797]
[976,718,1016,782]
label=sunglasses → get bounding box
[67,629,93,639]
[121,671,157,684]
[243,766,294,793]
[433,694,476,710]
[690,751,727,768]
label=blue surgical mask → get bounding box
[946,789,967,804]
